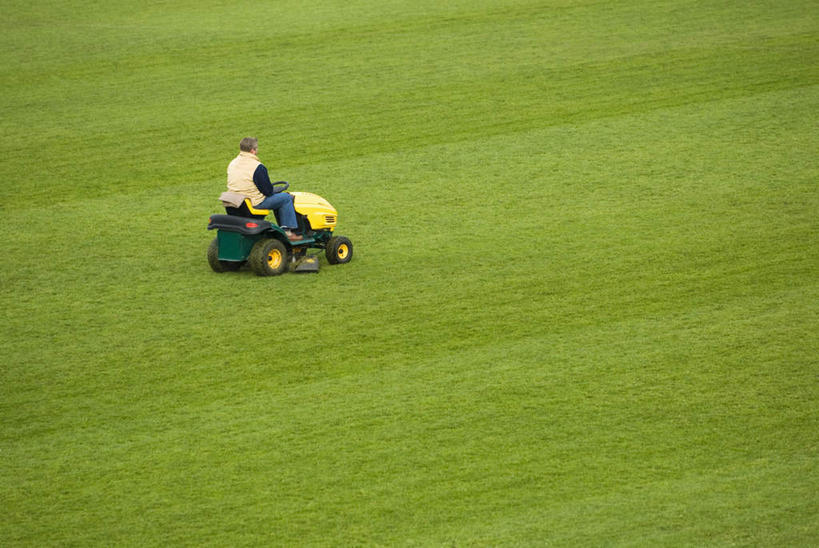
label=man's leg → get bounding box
[256,193,298,229]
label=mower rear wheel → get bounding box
[326,236,353,265]
[208,238,242,272]
[249,238,289,276]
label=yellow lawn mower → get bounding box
[207,184,353,275]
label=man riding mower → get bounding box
[207,183,353,276]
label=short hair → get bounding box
[239,137,258,152]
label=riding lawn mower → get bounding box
[207,183,353,276]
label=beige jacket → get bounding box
[226,151,264,206]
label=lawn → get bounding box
[1,0,817,545]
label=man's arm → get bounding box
[252,164,275,196]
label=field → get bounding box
[1,0,817,545]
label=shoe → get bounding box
[285,230,302,242]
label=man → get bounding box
[227,137,301,241]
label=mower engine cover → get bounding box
[292,192,338,230]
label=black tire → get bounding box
[249,238,289,276]
[326,236,353,265]
[208,238,242,272]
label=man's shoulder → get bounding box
[228,153,261,171]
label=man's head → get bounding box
[239,137,258,153]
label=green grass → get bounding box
[1,0,817,545]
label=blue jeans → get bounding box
[256,193,298,229]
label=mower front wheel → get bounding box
[326,236,353,265]
[208,238,243,273]
[249,238,289,276]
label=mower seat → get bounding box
[220,192,271,220]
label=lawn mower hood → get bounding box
[292,192,338,231]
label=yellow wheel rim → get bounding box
[337,244,349,259]
[267,249,283,269]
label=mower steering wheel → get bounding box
[272,181,290,194]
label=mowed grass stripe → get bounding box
[4,38,814,208]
